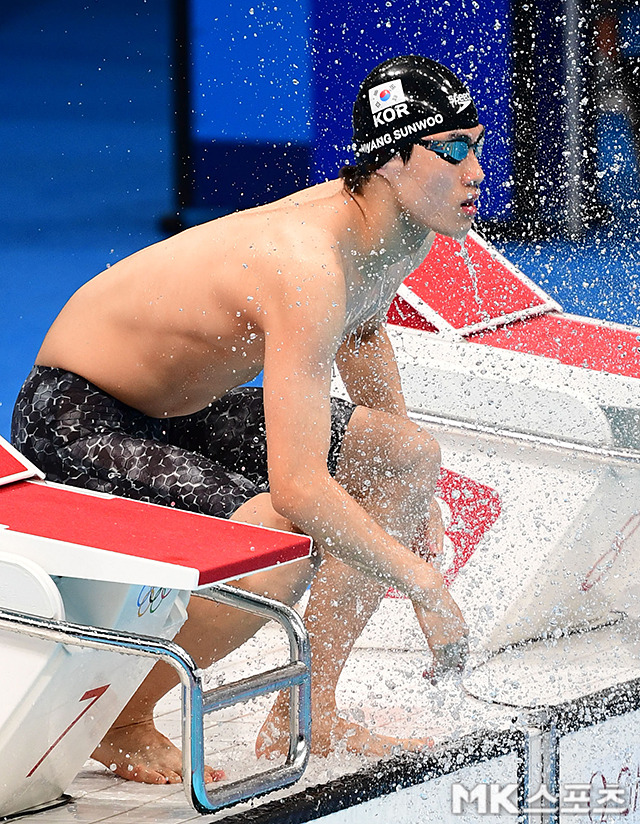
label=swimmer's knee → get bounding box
[231,492,297,533]
[412,426,441,470]
[387,424,440,485]
[230,493,319,593]
[346,406,441,472]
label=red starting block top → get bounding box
[0,439,44,487]
[0,471,311,591]
[470,313,640,379]
[395,232,559,335]
[388,230,640,380]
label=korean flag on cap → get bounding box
[369,79,406,113]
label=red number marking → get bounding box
[436,468,502,585]
[27,684,109,777]
[387,468,502,598]
[581,513,640,592]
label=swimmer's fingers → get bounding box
[412,499,444,562]
[423,637,470,685]
[432,636,470,671]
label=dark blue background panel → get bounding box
[188,141,312,211]
[184,0,514,219]
[310,0,514,220]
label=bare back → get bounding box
[37,181,358,417]
[37,175,432,418]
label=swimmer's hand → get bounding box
[412,587,469,683]
[423,637,470,685]
[413,589,468,648]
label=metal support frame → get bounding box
[520,712,560,824]
[0,582,311,815]
[409,408,640,468]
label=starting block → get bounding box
[0,436,313,817]
[383,230,640,653]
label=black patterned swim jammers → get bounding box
[11,366,355,520]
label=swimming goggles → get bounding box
[419,134,484,165]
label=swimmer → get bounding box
[12,55,483,783]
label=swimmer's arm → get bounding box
[261,267,463,639]
[335,322,407,416]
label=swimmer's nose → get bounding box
[463,150,485,187]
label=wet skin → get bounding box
[36,126,484,782]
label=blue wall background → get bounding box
[192,0,313,143]
[187,0,514,219]
[0,0,639,442]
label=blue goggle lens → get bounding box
[420,135,484,165]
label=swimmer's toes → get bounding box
[204,766,226,783]
[111,762,170,784]
[328,717,433,758]
[163,769,183,785]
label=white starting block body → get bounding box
[0,439,312,818]
[382,230,640,656]
[4,229,640,823]
[0,558,189,818]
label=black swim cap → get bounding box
[352,55,479,166]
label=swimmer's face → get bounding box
[377,124,485,239]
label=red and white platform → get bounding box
[0,439,313,818]
[6,230,640,822]
[380,231,640,653]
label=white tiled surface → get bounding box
[10,598,516,823]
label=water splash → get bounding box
[458,239,491,323]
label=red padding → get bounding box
[0,481,311,585]
[0,448,36,486]
[470,313,640,378]
[387,295,439,332]
[403,234,547,329]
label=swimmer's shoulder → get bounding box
[153,180,348,283]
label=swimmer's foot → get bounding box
[256,710,432,761]
[92,719,225,785]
